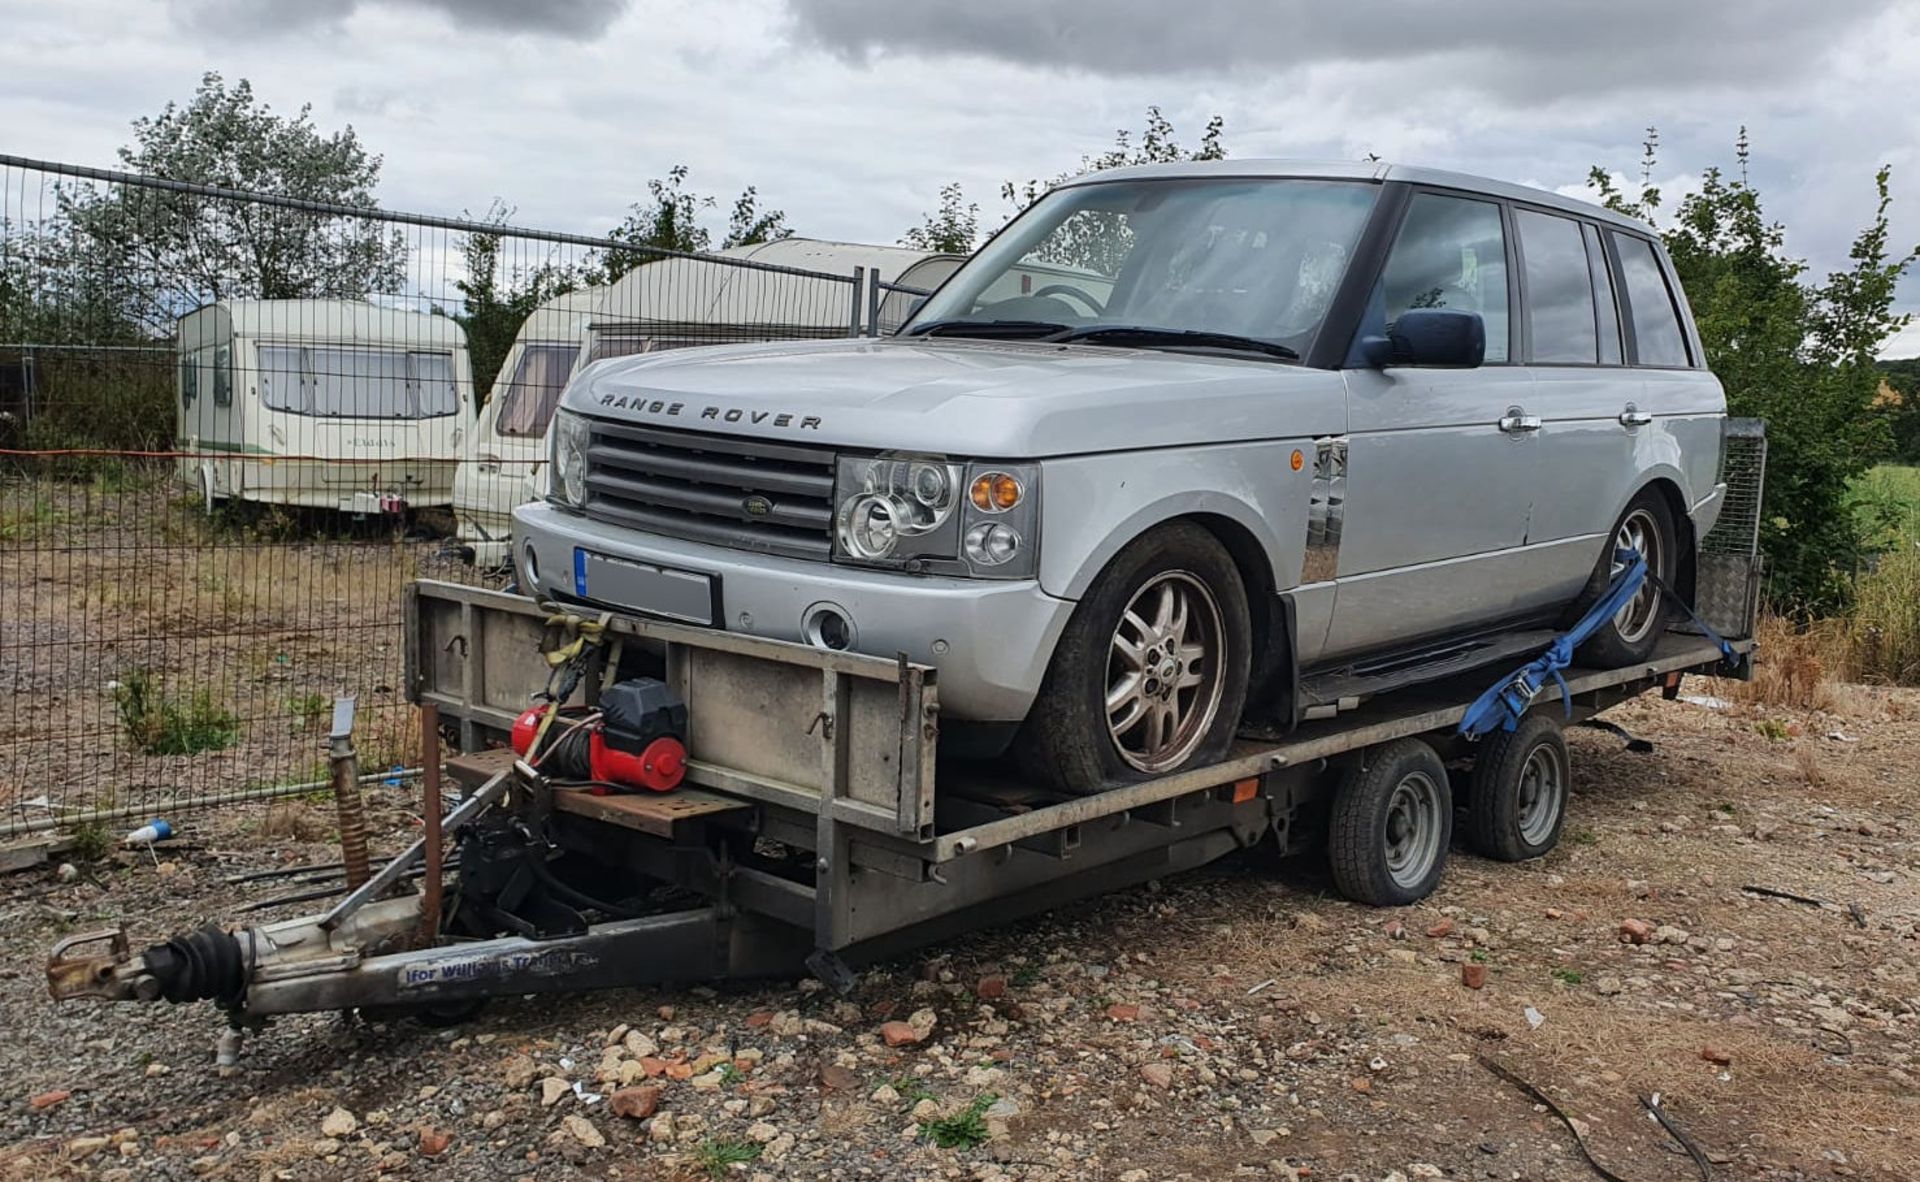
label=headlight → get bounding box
[549,409,589,508]
[833,453,1039,578]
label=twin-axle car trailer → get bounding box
[46,428,1764,1047]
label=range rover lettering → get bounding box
[515,160,1725,797]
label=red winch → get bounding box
[510,677,688,793]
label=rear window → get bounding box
[1516,209,1598,364]
[1611,234,1692,367]
[493,343,580,437]
[258,345,461,418]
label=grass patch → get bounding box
[114,669,239,755]
[288,692,331,731]
[919,1092,997,1150]
[690,1137,761,1176]
[888,1076,935,1108]
[1552,968,1584,986]
[68,821,113,863]
[1566,826,1600,847]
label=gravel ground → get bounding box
[2,681,1917,1181]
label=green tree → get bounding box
[1590,130,1920,610]
[1001,105,1227,213]
[57,72,407,334]
[453,201,593,402]
[600,166,791,281]
[900,183,980,254]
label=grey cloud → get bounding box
[169,0,627,39]
[784,0,1889,99]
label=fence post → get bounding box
[867,275,883,338]
[848,267,865,338]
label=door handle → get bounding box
[1619,406,1653,428]
[1498,410,1541,434]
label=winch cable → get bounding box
[1458,549,1737,739]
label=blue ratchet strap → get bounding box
[1457,548,1647,739]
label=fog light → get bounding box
[522,540,540,587]
[803,603,856,651]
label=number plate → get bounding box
[573,549,716,626]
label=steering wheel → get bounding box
[1029,284,1105,317]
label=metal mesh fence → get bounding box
[0,154,938,837]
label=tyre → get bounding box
[1572,488,1678,667]
[1466,713,1569,862]
[1014,522,1252,795]
[1328,738,1453,906]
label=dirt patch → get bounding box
[1,679,1915,1179]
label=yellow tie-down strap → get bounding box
[528,607,621,758]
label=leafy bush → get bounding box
[114,668,239,755]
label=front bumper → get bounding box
[512,502,1076,722]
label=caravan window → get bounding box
[180,353,198,407]
[494,343,580,437]
[256,345,461,418]
[213,345,232,406]
[587,333,708,363]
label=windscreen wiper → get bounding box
[1052,325,1300,361]
[906,319,1071,339]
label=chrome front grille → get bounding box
[582,420,837,559]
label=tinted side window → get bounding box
[1381,193,1510,363]
[1612,233,1691,367]
[1516,209,1597,363]
[1581,223,1622,365]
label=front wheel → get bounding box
[1014,522,1252,795]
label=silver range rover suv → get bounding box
[515,160,1726,796]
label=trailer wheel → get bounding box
[1328,738,1453,906]
[1467,713,1569,862]
[360,996,489,1027]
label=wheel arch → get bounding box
[1047,505,1293,728]
[1183,511,1292,721]
[1638,475,1698,608]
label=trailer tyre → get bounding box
[1467,713,1569,862]
[1015,522,1251,796]
[1328,738,1453,906]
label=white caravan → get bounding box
[176,300,474,514]
[581,238,959,364]
[451,240,958,566]
[452,288,600,565]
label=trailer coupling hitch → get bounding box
[47,925,246,1006]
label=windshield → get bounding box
[493,342,581,437]
[905,177,1378,357]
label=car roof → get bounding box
[1056,158,1654,235]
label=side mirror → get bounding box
[1358,309,1486,369]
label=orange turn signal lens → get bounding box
[969,471,1023,512]
[1290,449,1305,471]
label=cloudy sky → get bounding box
[5,0,1920,354]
